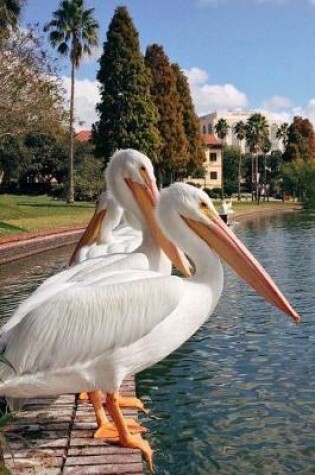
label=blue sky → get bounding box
[22,0,315,128]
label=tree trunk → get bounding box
[255,152,259,202]
[252,153,255,201]
[68,58,75,204]
[221,148,224,198]
[238,141,241,201]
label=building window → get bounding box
[210,171,217,180]
[210,153,217,162]
[202,125,206,134]
[208,123,213,134]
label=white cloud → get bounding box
[187,67,209,85]
[184,67,248,114]
[62,76,100,130]
[262,95,293,111]
[61,70,315,133]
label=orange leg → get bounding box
[88,390,146,438]
[80,390,147,412]
[106,392,153,473]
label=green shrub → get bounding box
[203,187,222,199]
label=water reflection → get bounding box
[0,246,72,323]
[0,213,314,474]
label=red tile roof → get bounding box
[202,134,221,147]
[75,130,92,142]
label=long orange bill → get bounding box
[69,209,106,267]
[183,211,300,323]
[125,177,191,278]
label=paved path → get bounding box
[4,377,144,474]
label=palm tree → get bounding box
[262,136,271,201]
[214,118,230,197]
[234,120,246,201]
[245,113,269,202]
[44,0,99,203]
[276,122,289,149]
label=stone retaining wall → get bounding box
[0,229,84,266]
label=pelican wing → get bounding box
[4,272,183,375]
[0,254,149,340]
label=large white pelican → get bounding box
[69,191,142,265]
[0,183,299,470]
[0,150,191,443]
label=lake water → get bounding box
[0,211,314,474]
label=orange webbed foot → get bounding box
[121,433,154,473]
[79,392,89,400]
[93,419,147,439]
[94,423,120,441]
[117,395,148,413]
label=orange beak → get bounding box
[69,209,106,267]
[183,211,300,323]
[125,177,191,278]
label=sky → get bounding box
[22,0,315,130]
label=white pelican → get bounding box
[69,191,142,265]
[0,150,191,444]
[0,183,299,470]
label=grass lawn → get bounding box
[230,199,301,215]
[0,194,301,240]
[0,194,94,238]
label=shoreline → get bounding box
[0,204,302,266]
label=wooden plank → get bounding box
[63,464,143,475]
[65,453,141,465]
[68,446,136,456]
[5,378,145,474]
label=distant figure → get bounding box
[219,199,229,224]
[259,184,266,203]
[219,198,234,225]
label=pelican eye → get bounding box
[140,166,146,172]
[200,201,208,209]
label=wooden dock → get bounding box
[4,377,144,474]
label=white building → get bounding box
[184,134,222,189]
[199,109,284,152]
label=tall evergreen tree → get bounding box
[172,63,205,178]
[145,44,188,184]
[93,6,160,165]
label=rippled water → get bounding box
[0,212,314,474]
[138,212,315,474]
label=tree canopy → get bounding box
[93,6,160,164]
[283,116,315,163]
[0,27,68,138]
[0,0,24,41]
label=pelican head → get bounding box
[157,183,300,323]
[106,149,191,277]
[69,191,122,266]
